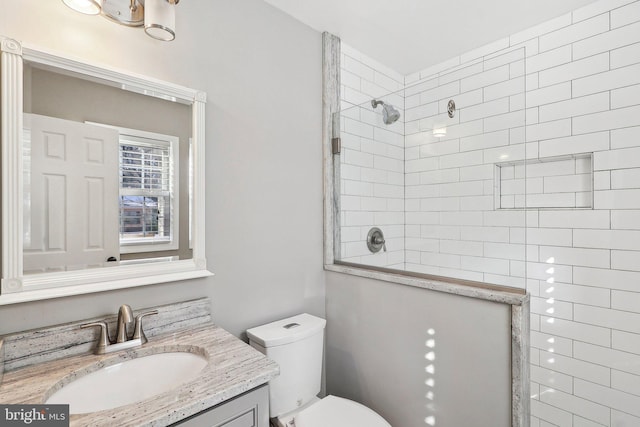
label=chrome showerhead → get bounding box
[371,99,401,125]
[382,103,401,125]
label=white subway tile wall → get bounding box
[515,0,640,422]
[402,48,529,284]
[338,0,640,424]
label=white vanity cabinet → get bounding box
[173,385,270,427]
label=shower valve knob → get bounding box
[367,227,387,253]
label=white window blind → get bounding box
[119,134,175,249]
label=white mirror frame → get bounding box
[0,36,212,305]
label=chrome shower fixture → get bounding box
[371,99,401,125]
[447,99,456,118]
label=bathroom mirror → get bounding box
[0,36,211,303]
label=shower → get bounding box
[371,99,400,125]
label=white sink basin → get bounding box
[46,351,208,414]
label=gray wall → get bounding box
[0,0,325,338]
[325,272,512,427]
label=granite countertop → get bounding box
[0,323,279,426]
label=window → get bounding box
[118,129,179,253]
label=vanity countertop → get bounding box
[0,323,279,426]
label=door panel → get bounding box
[23,113,120,273]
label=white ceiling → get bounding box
[264,0,600,75]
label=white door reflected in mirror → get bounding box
[23,114,120,274]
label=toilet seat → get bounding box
[293,395,391,427]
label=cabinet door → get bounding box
[173,385,269,427]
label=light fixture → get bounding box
[62,0,180,41]
[145,0,176,41]
[63,0,102,15]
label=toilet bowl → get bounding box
[246,314,391,427]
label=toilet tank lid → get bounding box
[246,313,326,347]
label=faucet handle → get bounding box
[81,321,110,352]
[133,310,159,343]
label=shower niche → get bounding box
[494,153,594,210]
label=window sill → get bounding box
[120,241,178,254]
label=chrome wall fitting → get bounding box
[447,99,456,118]
[101,0,145,26]
[367,227,387,253]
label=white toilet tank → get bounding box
[246,313,326,417]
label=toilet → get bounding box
[246,313,391,427]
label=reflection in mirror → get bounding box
[1,37,210,301]
[22,63,193,274]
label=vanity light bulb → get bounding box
[62,0,102,15]
[144,0,176,41]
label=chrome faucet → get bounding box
[116,304,134,343]
[81,305,158,354]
